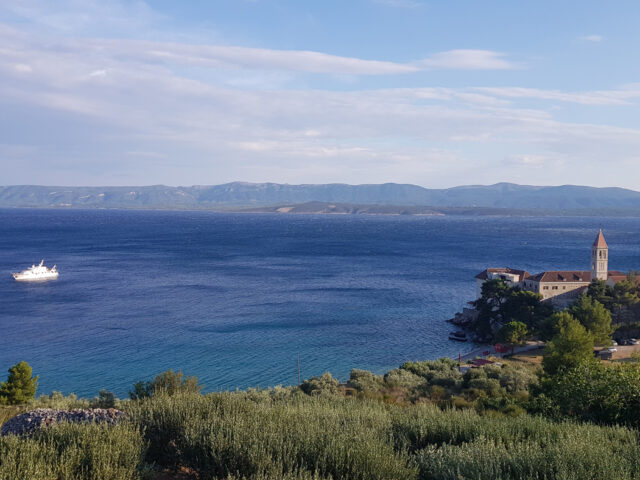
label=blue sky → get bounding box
[1,0,639,188]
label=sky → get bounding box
[1,1,640,188]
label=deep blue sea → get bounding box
[1,209,639,397]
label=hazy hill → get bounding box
[1,182,640,210]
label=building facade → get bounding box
[476,230,625,308]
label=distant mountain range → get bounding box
[1,182,640,212]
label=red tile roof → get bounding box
[528,271,591,282]
[528,270,624,283]
[475,268,531,281]
[607,273,639,285]
[593,229,608,248]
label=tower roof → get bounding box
[593,229,608,248]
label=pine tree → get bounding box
[570,294,614,345]
[0,361,39,405]
[543,313,594,376]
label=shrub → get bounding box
[32,391,89,409]
[383,369,425,390]
[538,360,640,427]
[0,422,148,479]
[129,369,203,399]
[90,389,117,408]
[126,392,417,479]
[300,373,340,397]
[400,358,459,382]
[347,369,384,393]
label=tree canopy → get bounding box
[473,279,551,341]
[497,321,528,353]
[0,361,39,405]
[570,294,613,345]
[542,312,595,376]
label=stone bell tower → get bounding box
[591,229,608,281]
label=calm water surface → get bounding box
[0,209,639,396]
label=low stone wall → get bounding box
[0,408,126,436]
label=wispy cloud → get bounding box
[579,34,604,42]
[474,86,640,106]
[0,2,639,188]
[417,50,516,70]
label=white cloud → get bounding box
[580,34,604,42]
[474,86,640,106]
[13,63,32,73]
[0,11,638,188]
[417,50,516,70]
[0,0,161,35]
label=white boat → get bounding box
[12,260,59,282]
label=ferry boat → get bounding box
[12,260,59,282]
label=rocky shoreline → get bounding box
[0,408,125,436]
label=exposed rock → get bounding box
[447,307,478,326]
[0,408,125,436]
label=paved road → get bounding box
[457,341,544,362]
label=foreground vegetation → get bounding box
[3,353,640,479]
[3,389,640,480]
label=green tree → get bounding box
[0,361,39,405]
[497,321,529,354]
[129,369,203,399]
[539,360,640,426]
[570,294,614,345]
[587,279,613,309]
[501,290,552,332]
[542,312,594,376]
[473,279,513,340]
[611,277,640,328]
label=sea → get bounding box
[1,208,639,397]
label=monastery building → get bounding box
[475,229,628,307]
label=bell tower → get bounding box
[591,229,608,281]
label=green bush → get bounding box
[4,385,640,479]
[383,369,425,390]
[347,369,385,393]
[0,406,27,428]
[90,390,118,409]
[537,360,640,426]
[129,369,203,399]
[415,431,640,480]
[300,373,340,397]
[126,392,417,480]
[0,422,147,480]
[32,391,89,410]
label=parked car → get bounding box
[629,338,639,345]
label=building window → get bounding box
[552,286,558,290]
[543,286,549,290]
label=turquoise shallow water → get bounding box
[0,209,639,397]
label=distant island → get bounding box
[3,182,640,215]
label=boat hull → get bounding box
[12,272,59,282]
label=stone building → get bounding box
[476,229,626,308]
